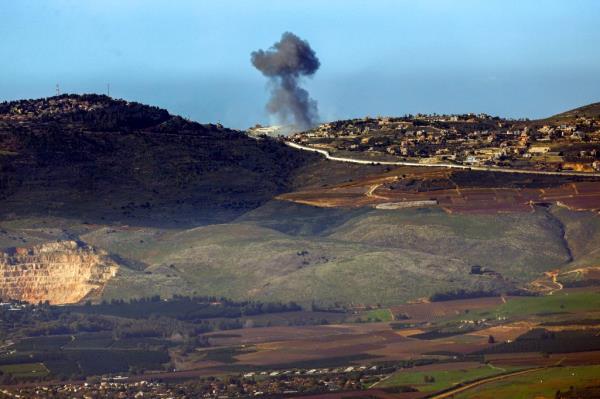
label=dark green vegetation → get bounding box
[555,384,600,399]
[0,297,305,340]
[0,297,332,381]
[70,295,301,320]
[0,94,316,227]
[429,289,530,302]
[0,345,169,379]
[477,328,600,355]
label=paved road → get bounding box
[284,141,600,177]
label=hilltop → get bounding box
[545,102,600,122]
[0,94,317,226]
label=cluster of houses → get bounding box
[3,365,382,398]
[0,96,105,122]
[1,380,176,399]
[289,114,600,172]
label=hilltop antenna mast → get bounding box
[107,83,110,97]
[55,83,60,96]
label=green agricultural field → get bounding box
[499,291,600,317]
[43,359,82,377]
[0,362,49,379]
[65,349,170,375]
[0,348,169,378]
[195,346,257,364]
[64,333,114,349]
[450,290,600,324]
[378,363,517,392]
[109,337,174,349]
[14,336,72,351]
[361,308,394,322]
[455,365,600,399]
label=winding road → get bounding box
[284,141,600,177]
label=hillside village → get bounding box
[0,96,107,120]
[288,111,600,173]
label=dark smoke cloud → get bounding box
[251,32,320,131]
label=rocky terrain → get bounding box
[0,240,117,304]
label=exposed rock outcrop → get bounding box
[0,240,118,304]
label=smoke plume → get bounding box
[251,32,320,131]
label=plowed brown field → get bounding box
[279,168,600,214]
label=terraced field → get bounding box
[0,363,49,379]
[279,171,600,214]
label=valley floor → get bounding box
[2,288,600,398]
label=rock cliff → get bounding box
[0,240,118,304]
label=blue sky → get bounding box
[1,0,599,128]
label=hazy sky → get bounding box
[1,0,600,128]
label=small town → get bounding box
[286,112,600,173]
[0,363,405,398]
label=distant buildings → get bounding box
[287,113,600,173]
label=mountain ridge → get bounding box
[0,94,318,227]
[544,101,600,121]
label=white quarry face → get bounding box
[0,241,118,304]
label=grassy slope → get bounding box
[3,200,600,306]
[94,222,483,305]
[327,207,571,280]
[551,206,600,268]
[86,204,591,305]
[234,200,371,236]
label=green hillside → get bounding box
[77,203,599,306]
[90,219,504,305]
